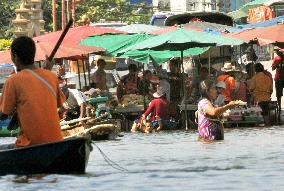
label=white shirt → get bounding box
[64,89,86,109]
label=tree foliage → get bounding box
[0,0,152,39]
[71,0,152,25]
[0,0,20,39]
[0,39,13,51]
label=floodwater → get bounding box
[0,126,284,191]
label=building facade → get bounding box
[153,0,170,12]
[170,0,223,12]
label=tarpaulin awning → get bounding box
[237,15,284,29]
[228,0,283,19]
[226,23,284,46]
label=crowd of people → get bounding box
[1,36,284,149]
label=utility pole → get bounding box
[52,0,57,31]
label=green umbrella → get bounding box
[118,47,209,66]
[80,34,153,56]
[120,27,246,53]
[228,0,270,19]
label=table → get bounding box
[223,120,262,128]
[112,105,145,131]
[179,104,198,129]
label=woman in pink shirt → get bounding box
[197,80,240,140]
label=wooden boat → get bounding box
[61,118,122,141]
[0,137,92,175]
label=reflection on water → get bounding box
[1,127,284,190]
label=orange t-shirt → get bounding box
[0,68,65,147]
[217,75,236,102]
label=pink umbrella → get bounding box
[0,40,105,63]
[33,25,126,46]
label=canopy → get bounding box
[113,24,163,34]
[121,27,246,53]
[229,0,284,19]
[118,47,209,65]
[80,34,153,56]
[0,41,105,64]
[33,25,125,46]
[226,23,284,46]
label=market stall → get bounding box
[111,94,151,131]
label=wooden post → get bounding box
[77,60,82,90]
[52,0,57,31]
[82,59,87,87]
[72,0,75,27]
[62,0,66,30]
[66,0,70,21]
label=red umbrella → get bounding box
[226,23,284,46]
[33,25,126,46]
[0,41,105,63]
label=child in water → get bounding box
[131,116,163,133]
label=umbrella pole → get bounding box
[82,59,87,87]
[208,50,211,79]
[143,61,146,111]
[86,57,91,85]
[77,60,82,91]
[181,50,188,130]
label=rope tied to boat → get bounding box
[92,142,129,172]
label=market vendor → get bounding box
[168,59,182,103]
[271,48,284,111]
[90,59,111,98]
[60,86,87,120]
[214,81,226,107]
[217,62,237,103]
[191,67,209,99]
[156,72,171,102]
[131,86,175,133]
[248,63,273,126]
[117,64,139,101]
[138,70,152,96]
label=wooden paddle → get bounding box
[7,19,74,131]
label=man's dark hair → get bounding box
[254,63,264,73]
[11,36,36,65]
[144,70,151,76]
[97,59,106,66]
[200,67,209,74]
[128,64,137,73]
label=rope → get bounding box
[92,142,129,172]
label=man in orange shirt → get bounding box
[0,36,65,147]
[248,63,272,126]
[217,62,236,103]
